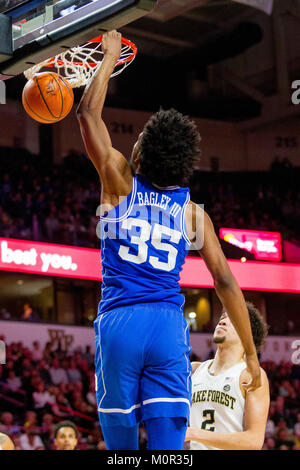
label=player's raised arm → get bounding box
[188,202,261,392]
[76,30,131,194]
[185,368,270,450]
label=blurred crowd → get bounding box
[0,339,299,450]
[260,360,300,450]
[0,338,148,450]
[190,157,299,244]
[0,148,299,249]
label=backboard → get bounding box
[0,0,156,79]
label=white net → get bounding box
[23,37,137,88]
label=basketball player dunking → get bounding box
[76,30,261,450]
[185,303,270,450]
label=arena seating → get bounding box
[0,339,299,450]
[0,147,299,251]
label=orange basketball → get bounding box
[22,72,74,124]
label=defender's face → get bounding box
[54,427,78,450]
[213,312,241,346]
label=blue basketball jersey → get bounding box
[97,173,191,315]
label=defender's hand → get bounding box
[243,353,261,392]
[101,30,122,60]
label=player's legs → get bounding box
[100,423,139,450]
[94,302,191,450]
[94,307,143,430]
[140,302,192,448]
[144,417,187,450]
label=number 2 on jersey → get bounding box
[201,409,215,432]
[118,218,181,272]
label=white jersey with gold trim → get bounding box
[190,359,246,450]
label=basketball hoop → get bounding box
[23,36,137,88]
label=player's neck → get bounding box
[209,345,244,375]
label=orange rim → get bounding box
[44,36,137,69]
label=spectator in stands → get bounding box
[0,412,14,435]
[97,439,107,450]
[53,421,78,450]
[262,437,276,450]
[265,415,276,438]
[43,342,54,363]
[294,413,300,435]
[0,308,11,320]
[293,430,300,449]
[21,304,40,323]
[67,359,82,384]
[51,391,72,419]
[45,210,60,241]
[38,359,52,386]
[49,358,69,385]
[86,381,97,408]
[24,411,38,428]
[275,428,295,449]
[2,358,15,379]
[6,370,22,391]
[83,345,93,364]
[40,413,55,449]
[33,380,56,412]
[10,433,22,451]
[20,424,45,450]
[31,341,43,363]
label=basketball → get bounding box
[22,72,74,124]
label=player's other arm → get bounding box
[76,30,131,192]
[185,368,269,450]
[189,203,260,391]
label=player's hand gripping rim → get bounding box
[101,30,122,61]
[242,353,261,392]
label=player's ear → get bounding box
[132,149,141,167]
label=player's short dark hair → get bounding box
[54,420,78,438]
[139,108,201,187]
[245,301,269,352]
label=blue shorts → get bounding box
[94,302,192,428]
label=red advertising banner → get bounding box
[219,227,282,261]
[180,257,300,293]
[0,238,100,280]
[0,238,299,293]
